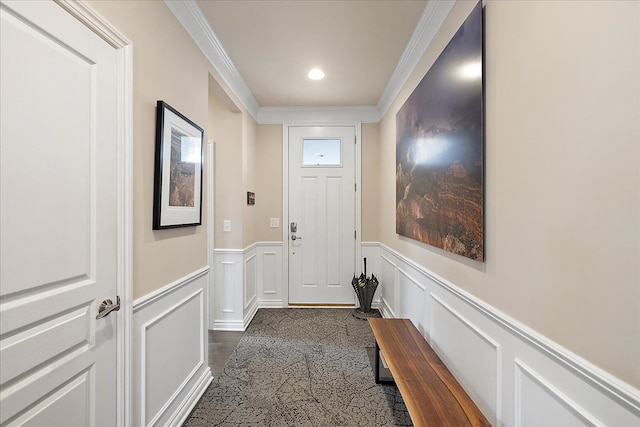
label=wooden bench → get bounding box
[369,318,491,427]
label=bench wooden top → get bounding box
[369,318,490,427]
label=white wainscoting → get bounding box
[362,242,382,309]
[213,242,283,330]
[244,249,257,316]
[256,242,284,308]
[132,267,211,427]
[363,242,640,427]
[212,249,245,330]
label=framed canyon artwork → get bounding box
[153,100,204,229]
[396,2,484,261]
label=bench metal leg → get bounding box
[375,341,380,384]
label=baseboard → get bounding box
[167,367,212,427]
[243,296,259,329]
[378,298,393,319]
[258,300,284,308]
[212,319,246,331]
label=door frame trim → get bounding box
[282,123,362,306]
[207,140,215,330]
[56,1,133,426]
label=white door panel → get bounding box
[1,1,119,425]
[288,126,356,304]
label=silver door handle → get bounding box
[291,235,302,241]
[96,296,120,319]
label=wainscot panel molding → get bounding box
[244,253,257,310]
[514,358,603,426]
[361,242,382,310]
[212,249,244,330]
[364,242,640,426]
[256,242,284,308]
[242,245,259,328]
[133,267,209,312]
[430,293,501,425]
[213,242,284,331]
[132,269,211,427]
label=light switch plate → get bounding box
[269,218,279,228]
[223,220,231,232]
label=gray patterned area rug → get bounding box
[184,308,412,426]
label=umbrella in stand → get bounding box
[351,258,380,319]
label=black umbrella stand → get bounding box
[351,258,381,320]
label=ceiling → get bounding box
[196,0,428,108]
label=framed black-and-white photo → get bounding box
[153,100,204,229]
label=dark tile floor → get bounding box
[208,327,378,379]
[207,330,245,378]
[188,310,408,426]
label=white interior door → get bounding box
[0,1,119,425]
[288,126,356,305]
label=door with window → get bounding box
[288,126,357,305]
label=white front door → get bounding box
[1,1,119,425]
[288,126,357,305]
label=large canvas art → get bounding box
[396,2,484,261]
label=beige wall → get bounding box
[255,124,284,242]
[361,123,380,242]
[378,0,639,387]
[242,114,258,247]
[251,123,379,242]
[91,0,259,297]
[90,0,210,299]
[91,0,639,387]
[208,84,243,249]
[208,81,260,249]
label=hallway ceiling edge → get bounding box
[165,0,456,124]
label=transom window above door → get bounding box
[302,138,342,166]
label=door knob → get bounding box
[291,235,302,241]
[96,295,120,319]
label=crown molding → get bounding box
[167,0,456,125]
[257,106,381,125]
[376,0,455,117]
[164,0,260,120]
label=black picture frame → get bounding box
[153,100,204,229]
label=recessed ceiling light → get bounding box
[308,68,325,80]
